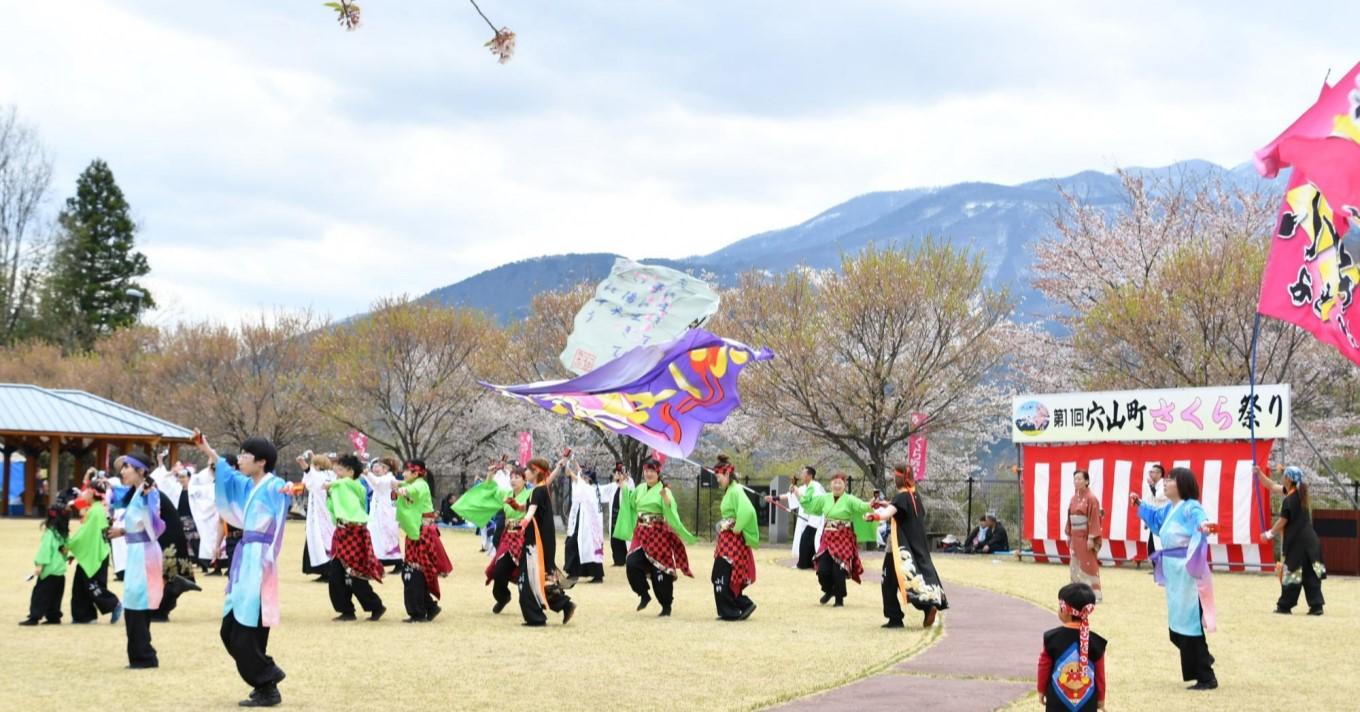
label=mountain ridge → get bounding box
[419,160,1282,322]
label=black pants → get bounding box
[401,565,438,620]
[816,553,847,601]
[711,558,754,620]
[27,575,64,623]
[125,609,158,667]
[154,567,193,620]
[220,614,284,688]
[328,560,383,615]
[1277,562,1325,612]
[1147,533,1157,558]
[72,561,119,622]
[626,549,674,608]
[882,556,905,624]
[796,527,817,569]
[518,555,572,626]
[301,540,328,577]
[491,556,516,606]
[610,537,628,566]
[564,533,606,580]
[1169,630,1216,684]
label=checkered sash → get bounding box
[629,518,693,578]
[816,524,864,583]
[404,522,452,598]
[484,525,525,584]
[714,529,756,596]
[333,524,384,582]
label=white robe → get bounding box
[108,475,127,573]
[596,477,634,539]
[362,472,402,561]
[150,466,183,504]
[188,471,221,560]
[568,478,606,566]
[787,480,826,556]
[302,468,336,567]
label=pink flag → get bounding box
[517,431,533,466]
[907,412,929,481]
[652,451,668,469]
[1254,62,1360,367]
[347,430,368,459]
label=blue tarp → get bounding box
[6,461,24,515]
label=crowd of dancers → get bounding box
[18,429,958,707]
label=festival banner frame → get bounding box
[1012,384,1290,444]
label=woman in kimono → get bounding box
[325,454,386,621]
[712,464,758,621]
[866,464,947,628]
[362,456,403,571]
[68,485,122,624]
[600,463,634,567]
[396,459,451,622]
[1259,465,1325,615]
[517,457,577,626]
[452,464,532,613]
[1131,467,1218,691]
[106,456,165,669]
[800,472,877,607]
[1066,469,1104,602]
[616,459,697,617]
[189,464,221,572]
[299,453,336,579]
[564,468,606,583]
[196,430,301,707]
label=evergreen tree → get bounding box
[42,158,152,351]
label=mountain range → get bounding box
[420,160,1282,322]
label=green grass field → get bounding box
[0,518,1354,711]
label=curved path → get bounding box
[771,555,1051,712]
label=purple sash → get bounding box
[226,527,278,583]
[126,531,153,544]
[1148,540,1211,587]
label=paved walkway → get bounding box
[772,555,1051,712]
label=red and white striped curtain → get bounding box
[1022,441,1275,571]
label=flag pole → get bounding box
[1248,312,1268,533]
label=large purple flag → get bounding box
[485,329,773,458]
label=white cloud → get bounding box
[0,0,1355,323]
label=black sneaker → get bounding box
[658,606,672,617]
[427,605,442,621]
[739,603,757,621]
[833,598,844,607]
[1307,607,1324,616]
[636,594,652,611]
[819,593,833,605]
[1272,608,1291,615]
[369,606,386,622]
[239,684,281,707]
[17,619,38,627]
[562,602,577,625]
[492,600,508,615]
[882,620,905,629]
[1188,680,1218,691]
[332,613,357,621]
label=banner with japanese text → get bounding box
[1012,384,1289,444]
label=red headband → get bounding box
[1059,600,1096,670]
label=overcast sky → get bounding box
[0,1,1354,323]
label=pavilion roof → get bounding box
[0,384,193,442]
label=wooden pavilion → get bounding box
[0,383,195,516]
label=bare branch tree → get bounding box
[0,106,53,344]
